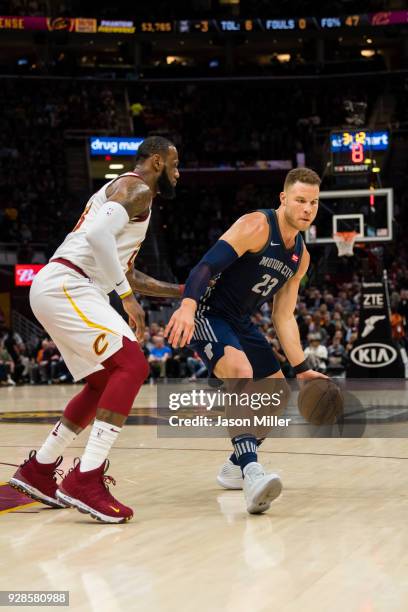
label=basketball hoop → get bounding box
[333,231,360,257]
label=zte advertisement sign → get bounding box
[89,137,144,156]
[15,264,45,286]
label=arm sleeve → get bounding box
[183,240,239,303]
[86,201,132,298]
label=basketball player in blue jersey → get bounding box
[165,167,326,515]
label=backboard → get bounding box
[305,188,393,245]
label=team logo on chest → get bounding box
[259,256,294,280]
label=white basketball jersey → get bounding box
[52,172,152,294]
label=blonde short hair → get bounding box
[284,168,321,191]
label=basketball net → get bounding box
[333,231,360,257]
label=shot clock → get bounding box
[330,130,389,174]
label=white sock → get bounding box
[80,419,121,473]
[36,421,77,464]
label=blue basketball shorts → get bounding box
[189,314,281,379]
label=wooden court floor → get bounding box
[1,385,408,612]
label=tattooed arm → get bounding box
[126,269,183,298]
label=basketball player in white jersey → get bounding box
[9,137,181,523]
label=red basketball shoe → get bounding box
[9,450,66,509]
[57,459,133,524]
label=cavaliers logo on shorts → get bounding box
[93,333,109,356]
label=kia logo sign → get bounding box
[350,343,397,368]
[15,264,45,287]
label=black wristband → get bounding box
[293,359,310,375]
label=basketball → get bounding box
[298,379,343,426]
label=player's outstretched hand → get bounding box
[122,294,145,342]
[164,301,195,348]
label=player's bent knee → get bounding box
[233,365,253,378]
[103,337,149,386]
[217,364,253,378]
[215,346,253,379]
[86,369,110,392]
[97,338,149,418]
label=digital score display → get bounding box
[330,130,389,174]
[176,18,305,33]
[140,21,172,33]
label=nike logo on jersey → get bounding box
[270,242,281,247]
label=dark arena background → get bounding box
[1,1,408,611]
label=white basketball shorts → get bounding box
[29,262,136,381]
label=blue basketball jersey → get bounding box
[196,209,304,321]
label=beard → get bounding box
[157,167,176,200]
[283,208,299,231]
[284,207,308,231]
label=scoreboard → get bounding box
[330,130,389,174]
[2,12,408,34]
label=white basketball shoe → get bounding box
[243,462,282,514]
[216,459,243,490]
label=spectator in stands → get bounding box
[327,336,347,376]
[29,339,45,384]
[337,290,353,311]
[346,331,358,355]
[0,337,16,385]
[16,341,31,383]
[304,333,328,373]
[187,351,207,381]
[148,336,173,380]
[40,340,63,383]
[28,337,70,385]
[310,312,328,345]
[149,322,161,336]
[3,327,23,360]
[3,327,24,382]
[345,314,358,343]
[391,306,406,348]
[321,312,334,340]
[298,313,312,345]
[305,288,322,310]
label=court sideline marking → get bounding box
[1,449,408,460]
